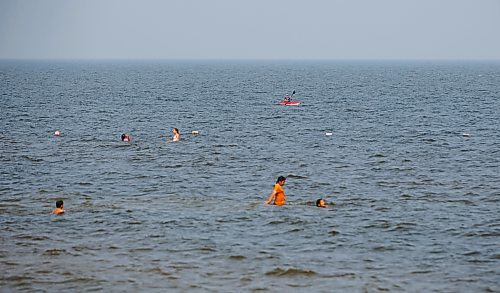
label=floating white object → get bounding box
[325,132,333,136]
[462,133,471,137]
[192,130,199,135]
[54,130,61,136]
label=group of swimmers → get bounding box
[52,180,328,215]
[121,128,181,143]
[53,128,329,215]
[264,176,329,208]
[52,175,328,215]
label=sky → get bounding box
[0,0,499,60]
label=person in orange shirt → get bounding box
[265,176,286,206]
[52,200,65,215]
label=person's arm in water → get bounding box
[265,190,277,205]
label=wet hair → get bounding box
[276,176,286,183]
[56,200,64,208]
[173,128,179,134]
[316,198,323,207]
[121,133,126,141]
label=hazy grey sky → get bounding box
[1,0,499,60]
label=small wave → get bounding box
[15,235,49,241]
[364,220,390,229]
[463,251,481,256]
[327,272,357,278]
[214,144,239,148]
[4,275,34,282]
[411,270,433,274]
[400,194,412,199]
[43,249,66,256]
[448,199,475,205]
[147,267,173,277]
[126,221,142,225]
[375,206,391,212]
[372,245,396,252]
[463,231,500,237]
[286,174,308,179]
[388,222,417,232]
[329,229,340,236]
[229,255,246,260]
[60,277,100,284]
[21,155,44,162]
[130,247,154,252]
[198,246,216,252]
[287,283,310,288]
[467,259,493,264]
[267,220,286,225]
[265,267,317,277]
[72,245,100,252]
[77,182,92,186]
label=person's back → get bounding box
[265,176,286,206]
[52,200,65,215]
[273,183,285,206]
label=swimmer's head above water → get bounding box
[121,133,131,142]
[316,198,328,208]
[52,200,65,215]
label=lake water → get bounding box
[1,60,499,292]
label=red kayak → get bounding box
[279,100,301,106]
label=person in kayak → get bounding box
[265,176,286,206]
[284,91,295,102]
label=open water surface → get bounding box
[1,60,499,292]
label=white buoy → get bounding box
[325,132,333,136]
[462,133,471,138]
[192,130,199,135]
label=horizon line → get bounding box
[1,57,500,62]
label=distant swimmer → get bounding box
[265,176,286,206]
[121,133,131,142]
[52,200,65,215]
[316,198,329,208]
[172,128,180,142]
